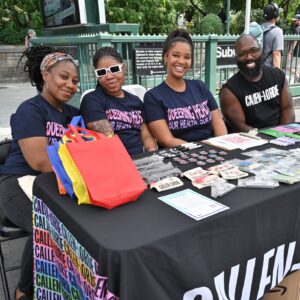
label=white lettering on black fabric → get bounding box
[244,85,279,107]
[183,241,300,300]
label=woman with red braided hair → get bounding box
[0,45,80,299]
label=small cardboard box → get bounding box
[263,270,300,300]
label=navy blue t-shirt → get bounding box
[0,95,79,176]
[143,80,219,142]
[80,86,144,155]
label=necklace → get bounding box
[165,79,186,92]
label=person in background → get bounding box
[0,46,79,300]
[261,2,284,68]
[219,34,294,133]
[287,14,300,83]
[80,47,157,155]
[24,29,36,49]
[143,29,227,148]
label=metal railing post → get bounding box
[205,35,218,95]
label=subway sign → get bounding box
[217,43,236,66]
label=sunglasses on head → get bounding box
[94,63,124,78]
[236,47,261,60]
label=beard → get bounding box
[236,54,263,81]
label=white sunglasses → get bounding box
[94,63,124,78]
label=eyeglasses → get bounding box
[236,47,261,60]
[94,63,124,78]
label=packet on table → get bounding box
[181,167,209,181]
[211,179,236,198]
[150,177,184,192]
[207,163,234,175]
[238,176,279,188]
[219,167,248,180]
[192,175,222,189]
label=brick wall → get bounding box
[0,45,29,83]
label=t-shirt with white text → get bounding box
[221,66,285,129]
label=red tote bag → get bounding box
[65,125,147,209]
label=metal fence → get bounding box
[31,33,300,100]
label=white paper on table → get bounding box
[18,175,36,202]
[158,188,229,221]
[204,133,268,151]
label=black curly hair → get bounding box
[162,29,194,66]
[93,46,123,68]
[18,45,65,93]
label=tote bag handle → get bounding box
[69,115,86,128]
[65,125,105,143]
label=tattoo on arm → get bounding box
[88,120,114,137]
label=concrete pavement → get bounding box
[0,82,36,139]
[0,82,35,300]
[0,82,81,140]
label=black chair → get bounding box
[0,216,28,300]
[0,138,29,300]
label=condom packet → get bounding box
[272,173,300,184]
[274,167,300,177]
[134,154,163,167]
[262,148,289,155]
[147,168,182,184]
[241,150,263,157]
[192,175,223,189]
[270,137,296,146]
[150,177,184,192]
[139,160,167,170]
[211,179,236,198]
[207,163,234,175]
[181,167,209,181]
[139,162,175,178]
[180,142,203,150]
[224,158,244,166]
[238,175,279,188]
[237,160,264,173]
[219,167,248,180]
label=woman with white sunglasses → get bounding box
[80,47,157,155]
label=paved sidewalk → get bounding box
[0,82,36,139]
[0,82,35,299]
[0,82,81,139]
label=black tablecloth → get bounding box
[33,145,300,300]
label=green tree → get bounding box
[0,0,297,44]
[105,0,177,34]
[196,13,224,34]
[0,0,42,45]
[229,0,295,35]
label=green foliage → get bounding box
[250,8,264,24]
[229,11,244,35]
[105,0,177,34]
[230,8,264,35]
[0,0,296,44]
[196,14,224,35]
[0,0,42,45]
